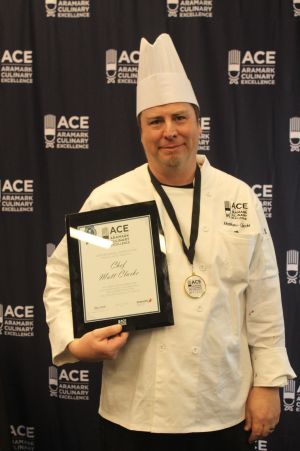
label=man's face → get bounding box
[140,102,201,179]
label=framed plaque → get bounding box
[66,201,174,337]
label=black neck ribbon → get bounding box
[148,165,201,265]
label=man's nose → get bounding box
[163,120,177,139]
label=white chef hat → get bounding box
[136,33,199,116]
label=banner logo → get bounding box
[293,0,300,17]
[198,117,211,152]
[105,49,139,84]
[166,0,213,18]
[0,50,33,84]
[0,179,34,213]
[283,379,296,410]
[44,114,56,148]
[228,50,241,85]
[106,49,118,83]
[286,250,299,284]
[45,0,90,18]
[0,304,34,337]
[252,184,273,219]
[49,366,59,396]
[10,425,35,451]
[44,114,90,150]
[49,365,90,400]
[228,49,276,85]
[283,379,300,413]
[289,117,300,152]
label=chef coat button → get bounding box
[206,192,212,197]
[159,344,167,351]
[199,264,206,271]
[197,305,203,312]
[192,346,199,354]
[202,226,209,232]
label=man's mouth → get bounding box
[159,143,184,150]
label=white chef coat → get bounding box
[43,156,295,433]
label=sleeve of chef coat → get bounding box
[246,195,296,386]
[43,191,100,366]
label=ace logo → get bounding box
[49,366,90,400]
[0,179,34,213]
[0,304,34,337]
[106,49,139,84]
[1,50,33,64]
[0,50,33,84]
[228,50,276,85]
[10,425,35,450]
[1,179,33,193]
[44,114,90,149]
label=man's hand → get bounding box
[67,324,129,362]
[244,386,280,443]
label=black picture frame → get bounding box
[66,201,174,337]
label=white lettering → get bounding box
[200,117,210,131]
[1,50,32,64]
[118,50,139,64]
[59,369,89,382]
[242,50,275,65]
[1,179,34,193]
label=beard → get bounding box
[162,154,182,168]
[166,156,180,168]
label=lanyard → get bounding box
[148,165,201,265]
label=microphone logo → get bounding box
[101,227,109,239]
[44,114,56,148]
[283,380,296,410]
[289,117,300,152]
[286,250,299,284]
[49,366,58,397]
[293,0,300,17]
[45,0,57,17]
[228,50,241,85]
[106,49,117,84]
[167,0,179,17]
[224,201,231,217]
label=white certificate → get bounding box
[78,216,160,322]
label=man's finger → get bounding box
[92,324,123,340]
[248,422,263,443]
[244,413,252,431]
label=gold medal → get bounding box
[184,274,206,299]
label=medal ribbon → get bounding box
[148,165,201,265]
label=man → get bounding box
[44,34,295,450]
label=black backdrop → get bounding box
[0,1,299,450]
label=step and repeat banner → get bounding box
[0,1,299,450]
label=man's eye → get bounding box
[149,119,161,125]
[175,115,186,121]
